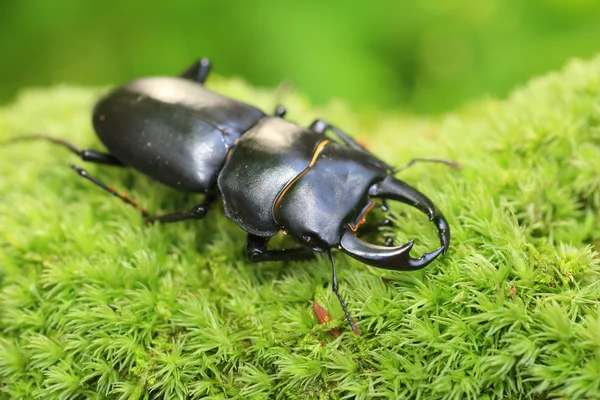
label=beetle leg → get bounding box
[71,164,216,224]
[309,119,461,174]
[309,119,395,171]
[246,235,360,334]
[1,134,124,166]
[180,58,211,84]
[246,234,315,262]
[144,191,217,224]
[273,105,287,118]
[71,165,148,217]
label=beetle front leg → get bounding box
[309,119,395,171]
[180,58,211,84]
[246,235,360,334]
[309,119,461,174]
[246,234,316,262]
[328,250,361,335]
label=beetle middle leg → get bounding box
[180,58,211,84]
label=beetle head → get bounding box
[275,173,450,269]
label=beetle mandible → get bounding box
[4,58,459,333]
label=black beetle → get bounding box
[4,58,458,333]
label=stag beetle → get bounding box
[4,58,458,333]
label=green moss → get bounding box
[1,57,600,399]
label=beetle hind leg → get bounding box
[71,164,149,217]
[1,134,124,166]
[144,204,210,224]
[71,164,216,224]
[144,191,217,224]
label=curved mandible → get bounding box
[369,176,450,253]
[339,176,449,271]
[339,233,443,271]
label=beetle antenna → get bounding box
[392,157,462,174]
[70,164,149,218]
[328,250,361,335]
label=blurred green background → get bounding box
[1,0,599,114]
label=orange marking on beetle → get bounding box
[348,200,376,232]
[312,301,340,338]
[224,148,234,163]
[224,138,240,164]
[273,140,331,214]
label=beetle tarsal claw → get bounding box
[339,232,444,271]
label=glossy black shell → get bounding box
[218,117,387,246]
[93,77,266,192]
